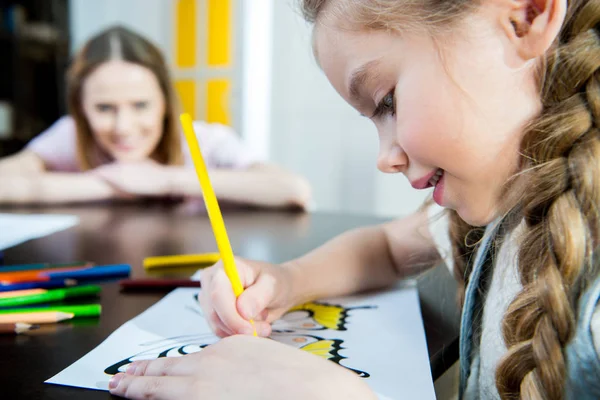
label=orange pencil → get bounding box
[0,265,92,283]
[0,274,52,284]
[0,311,74,324]
[0,289,46,299]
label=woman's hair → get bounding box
[67,25,183,170]
[300,0,600,398]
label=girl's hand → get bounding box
[198,257,297,337]
[92,160,173,197]
[109,335,376,400]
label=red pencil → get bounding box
[119,279,201,291]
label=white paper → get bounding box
[0,213,79,251]
[46,284,435,399]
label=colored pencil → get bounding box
[119,278,201,291]
[0,264,130,284]
[0,285,100,307]
[0,289,46,299]
[143,253,220,270]
[0,261,91,273]
[0,311,74,324]
[0,322,39,335]
[46,264,130,280]
[180,113,256,336]
[0,265,93,283]
[0,279,78,292]
[0,304,101,318]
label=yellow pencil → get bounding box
[180,113,257,336]
[143,253,220,270]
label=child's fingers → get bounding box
[198,265,216,291]
[214,326,231,338]
[211,270,255,335]
[255,309,269,321]
[124,354,204,378]
[125,358,183,377]
[236,272,277,320]
[206,310,234,337]
[197,289,222,333]
[108,373,191,400]
[253,320,272,337]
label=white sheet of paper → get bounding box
[46,284,435,399]
[0,213,79,251]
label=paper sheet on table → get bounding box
[46,284,435,399]
[0,213,79,251]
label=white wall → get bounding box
[269,1,430,217]
[69,0,172,57]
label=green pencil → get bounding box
[0,304,101,318]
[0,285,100,308]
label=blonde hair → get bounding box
[300,0,600,398]
[67,25,183,170]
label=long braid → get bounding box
[495,1,600,398]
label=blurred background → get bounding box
[0,0,430,217]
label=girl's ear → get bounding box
[500,0,567,61]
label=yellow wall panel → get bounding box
[175,80,196,119]
[206,79,230,125]
[207,0,231,66]
[176,0,196,67]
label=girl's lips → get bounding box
[410,169,439,190]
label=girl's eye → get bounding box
[372,90,396,119]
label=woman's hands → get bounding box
[92,160,174,197]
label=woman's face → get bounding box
[82,60,167,162]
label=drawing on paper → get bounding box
[273,302,376,331]
[104,294,375,378]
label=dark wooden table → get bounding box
[0,203,460,399]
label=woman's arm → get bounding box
[0,150,45,175]
[169,163,312,209]
[0,150,118,205]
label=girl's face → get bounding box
[314,6,542,226]
[82,60,166,162]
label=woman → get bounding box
[0,26,311,209]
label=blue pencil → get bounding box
[0,279,78,292]
[45,264,130,280]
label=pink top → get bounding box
[26,116,260,172]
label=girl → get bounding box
[109,0,600,399]
[0,26,311,210]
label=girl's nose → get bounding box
[377,143,407,173]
